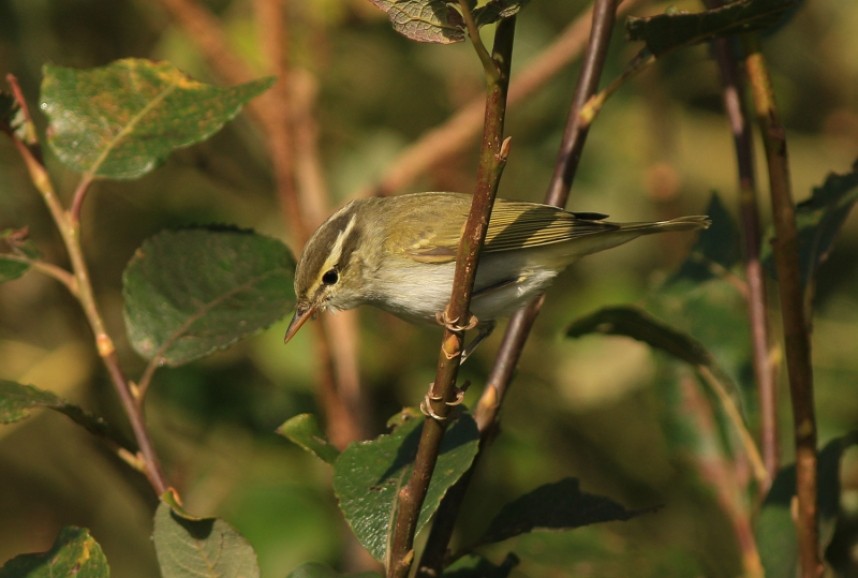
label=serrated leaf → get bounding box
[668,193,741,285]
[286,562,381,578]
[626,0,800,56]
[475,478,644,547]
[366,0,466,44]
[333,411,480,561]
[0,526,110,578]
[756,432,857,578]
[154,501,260,578]
[0,380,113,439]
[762,161,858,291]
[276,413,340,465]
[123,227,295,367]
[41,58,274,179]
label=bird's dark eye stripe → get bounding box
[322,269,339,285]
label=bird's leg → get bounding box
[461,321,495,364]
[420,310,482,421]
[435,310,480,334]
[419,380,470,421]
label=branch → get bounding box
[419,0,619,573]
[702,0,778,488]
[743,36,820,578]
[3,75,169,496]
[388,17,516,578]
[361,0,645,198]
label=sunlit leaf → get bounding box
[0,526,109,578]
[475,478,645,546]
[366,0,525,43]
[286,562,380,578]
[276,413,340,465]
[0,380,113,440]
[626,0,800,56]
[41,58,273,179]
[154,501,260,578]
[756,432,856,578]
[366,0,465,43]
[762,161,858,290]
[123,226,295,367]
[333,411,479,561]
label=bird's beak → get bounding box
[284,303,317,343]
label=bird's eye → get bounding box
[321,268,339,285]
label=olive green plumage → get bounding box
[285,192,709,342]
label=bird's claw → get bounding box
[435,310,479,333]
[419,381,469,421]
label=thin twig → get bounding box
[0,253,78,295]
[696,366,768,487]
[420,0,619,572]
[361,0,645,198]
[389,16,516,578]
[743,36,820,578]
[705,16,779,488]
[4,75,169,496]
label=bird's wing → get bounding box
[399,194,617,264]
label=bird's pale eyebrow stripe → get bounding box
[324,211,358,271]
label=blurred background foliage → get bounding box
[1,0,857,576]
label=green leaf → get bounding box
[475,478,644,547]
[473,0,530,28]
[566,306,713,367]
[276,413,340,465]
[442,553,519,578]
[626,0,800,56]
[123,226,295,367]
[565,305,752,461]
[41,58,274,179]
[333,411,480,561]
[0,526,110,578]
[365,0,466,44]
[0,228,39,284]
[286,562,381,578]
[153,501,260,578]
[756,432,857,578]
[668,193,741,285]
[0,380,113,439]
[365,0,525,44]
[762,161,858,291]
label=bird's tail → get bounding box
[541,214,710,266]
[619,215,711,234]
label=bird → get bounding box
[284,191,709,353]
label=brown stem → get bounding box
[388,17,516,578]
[361,0,645,198]
[705,22,779,489]
[744,37,820,578]
[4,79,169,496]
[419,1,619,573]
